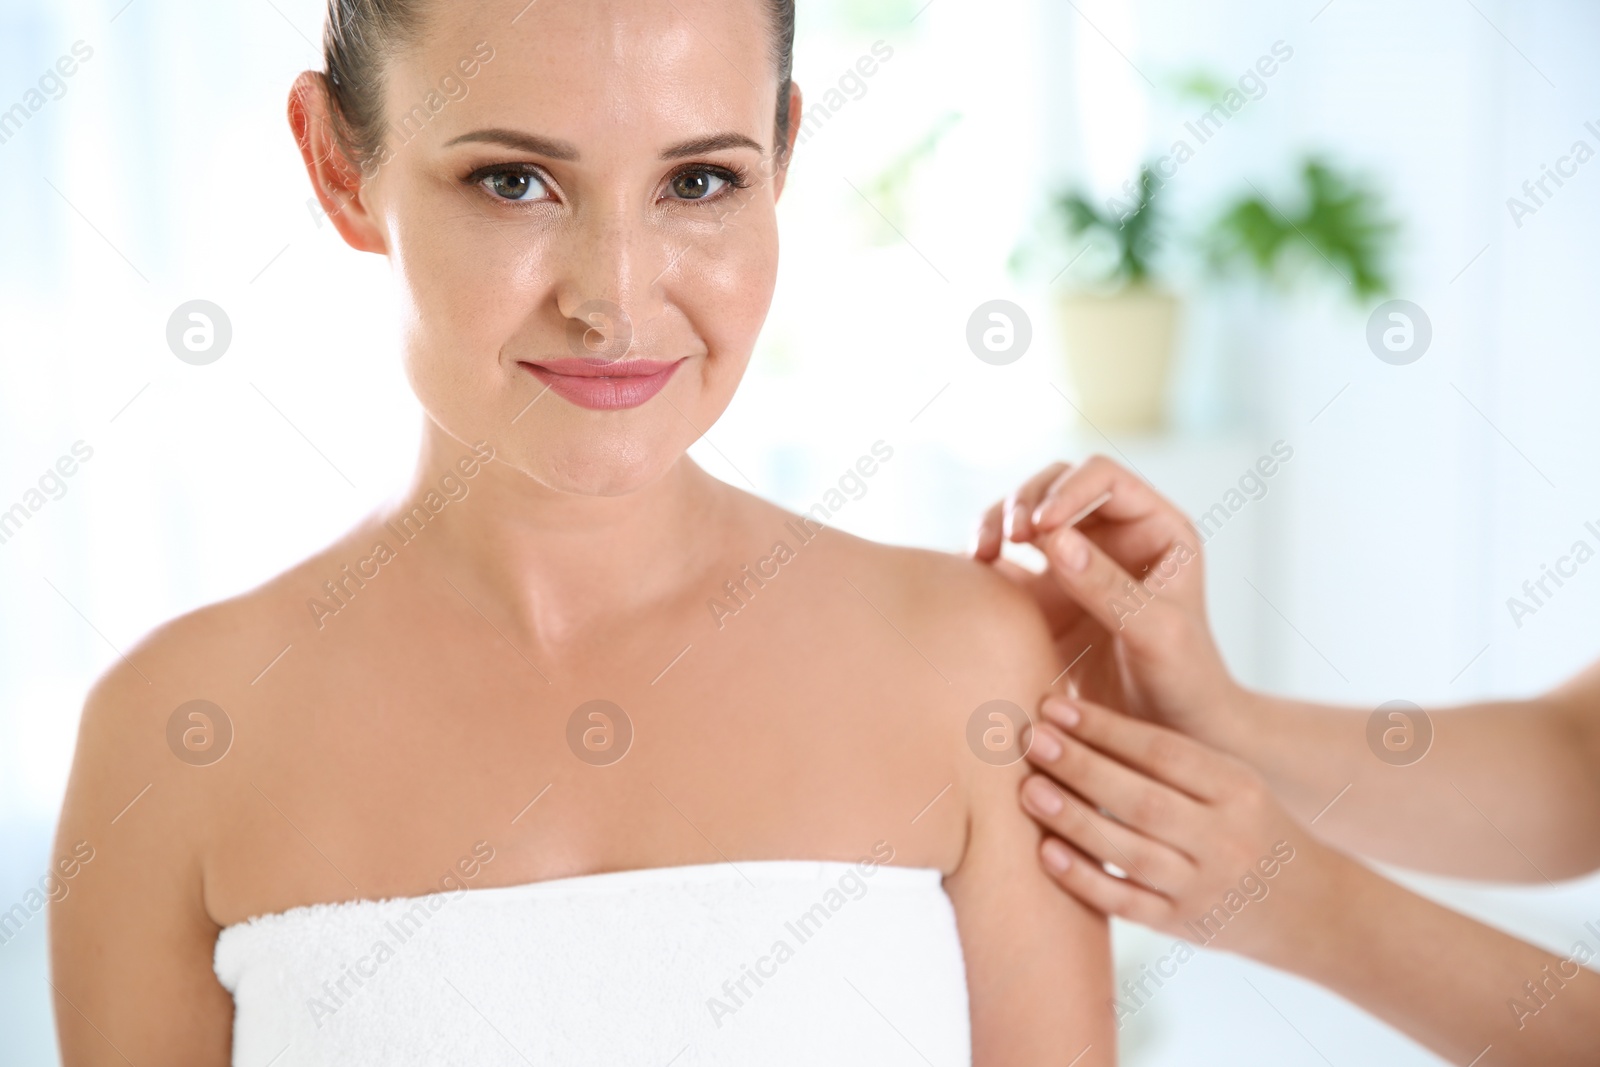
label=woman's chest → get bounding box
[205,627,970,928]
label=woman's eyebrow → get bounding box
[441,129,763,161]
[443,129,580,159]
[660,133,764,159]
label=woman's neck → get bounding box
[388,420,730,648]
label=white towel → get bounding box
[214,859,971,1066]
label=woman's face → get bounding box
[337,0,794,496]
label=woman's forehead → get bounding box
[392,0,780,148]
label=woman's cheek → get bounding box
[683,211,779,357]
[398,217,544,372]
[422,219,543,334]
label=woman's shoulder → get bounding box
[70,519,384,774]
[49,525,389,1030]
[755,501,1057,687]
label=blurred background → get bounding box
[3,0,1598,1063]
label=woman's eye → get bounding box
[481,169,551,202]
[668,168,729,201]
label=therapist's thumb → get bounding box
[1042,524,1177,644]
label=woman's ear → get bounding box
[772,82,803,201]
[287,71,388,255]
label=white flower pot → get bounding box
[1056,287,1180,434]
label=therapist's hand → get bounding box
[973,456,1240,747]
[1021,693,1600,1066]
[1019,693,1336,967]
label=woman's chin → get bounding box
[511,442,681,498]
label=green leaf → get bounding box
[1050,162,1167,286]
[1204,157,1397,302]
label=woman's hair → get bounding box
[322,0,797,172]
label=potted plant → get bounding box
[1202,157,1395,301]
[1052,167,1181,433]
[1035,156,1396,434]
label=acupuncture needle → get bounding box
[1061,489,1113,529]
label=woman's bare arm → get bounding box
[50,633,234,1065]
[937,567,1115,1065]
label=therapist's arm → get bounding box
[1020,694,1600,1067]
[976,455,1600,882]
[1218,670,1600,883]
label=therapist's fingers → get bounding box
[1023,718,1206,845]
[970,461,1070,558]
[1004,461,1072,544]
[970,498,1006,560]
[1039,522,1192,649]
[1037,837,1172,929]
[1020,773,1194,893]
[1032,457,1202,597]
[1038,695,1232,803]
[1032,454,1184,542]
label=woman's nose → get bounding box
[554,208,675,364]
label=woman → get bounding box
[977,455,1600,1065]
[47,1,1111,1063]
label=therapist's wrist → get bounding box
[1171,673,1263,757]
[1233,833,1361,976]
[1189,683,1285,765]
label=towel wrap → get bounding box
[213,859,971,1065]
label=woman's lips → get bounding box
[518,358,683,410]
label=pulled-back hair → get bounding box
[321,0,797,172]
